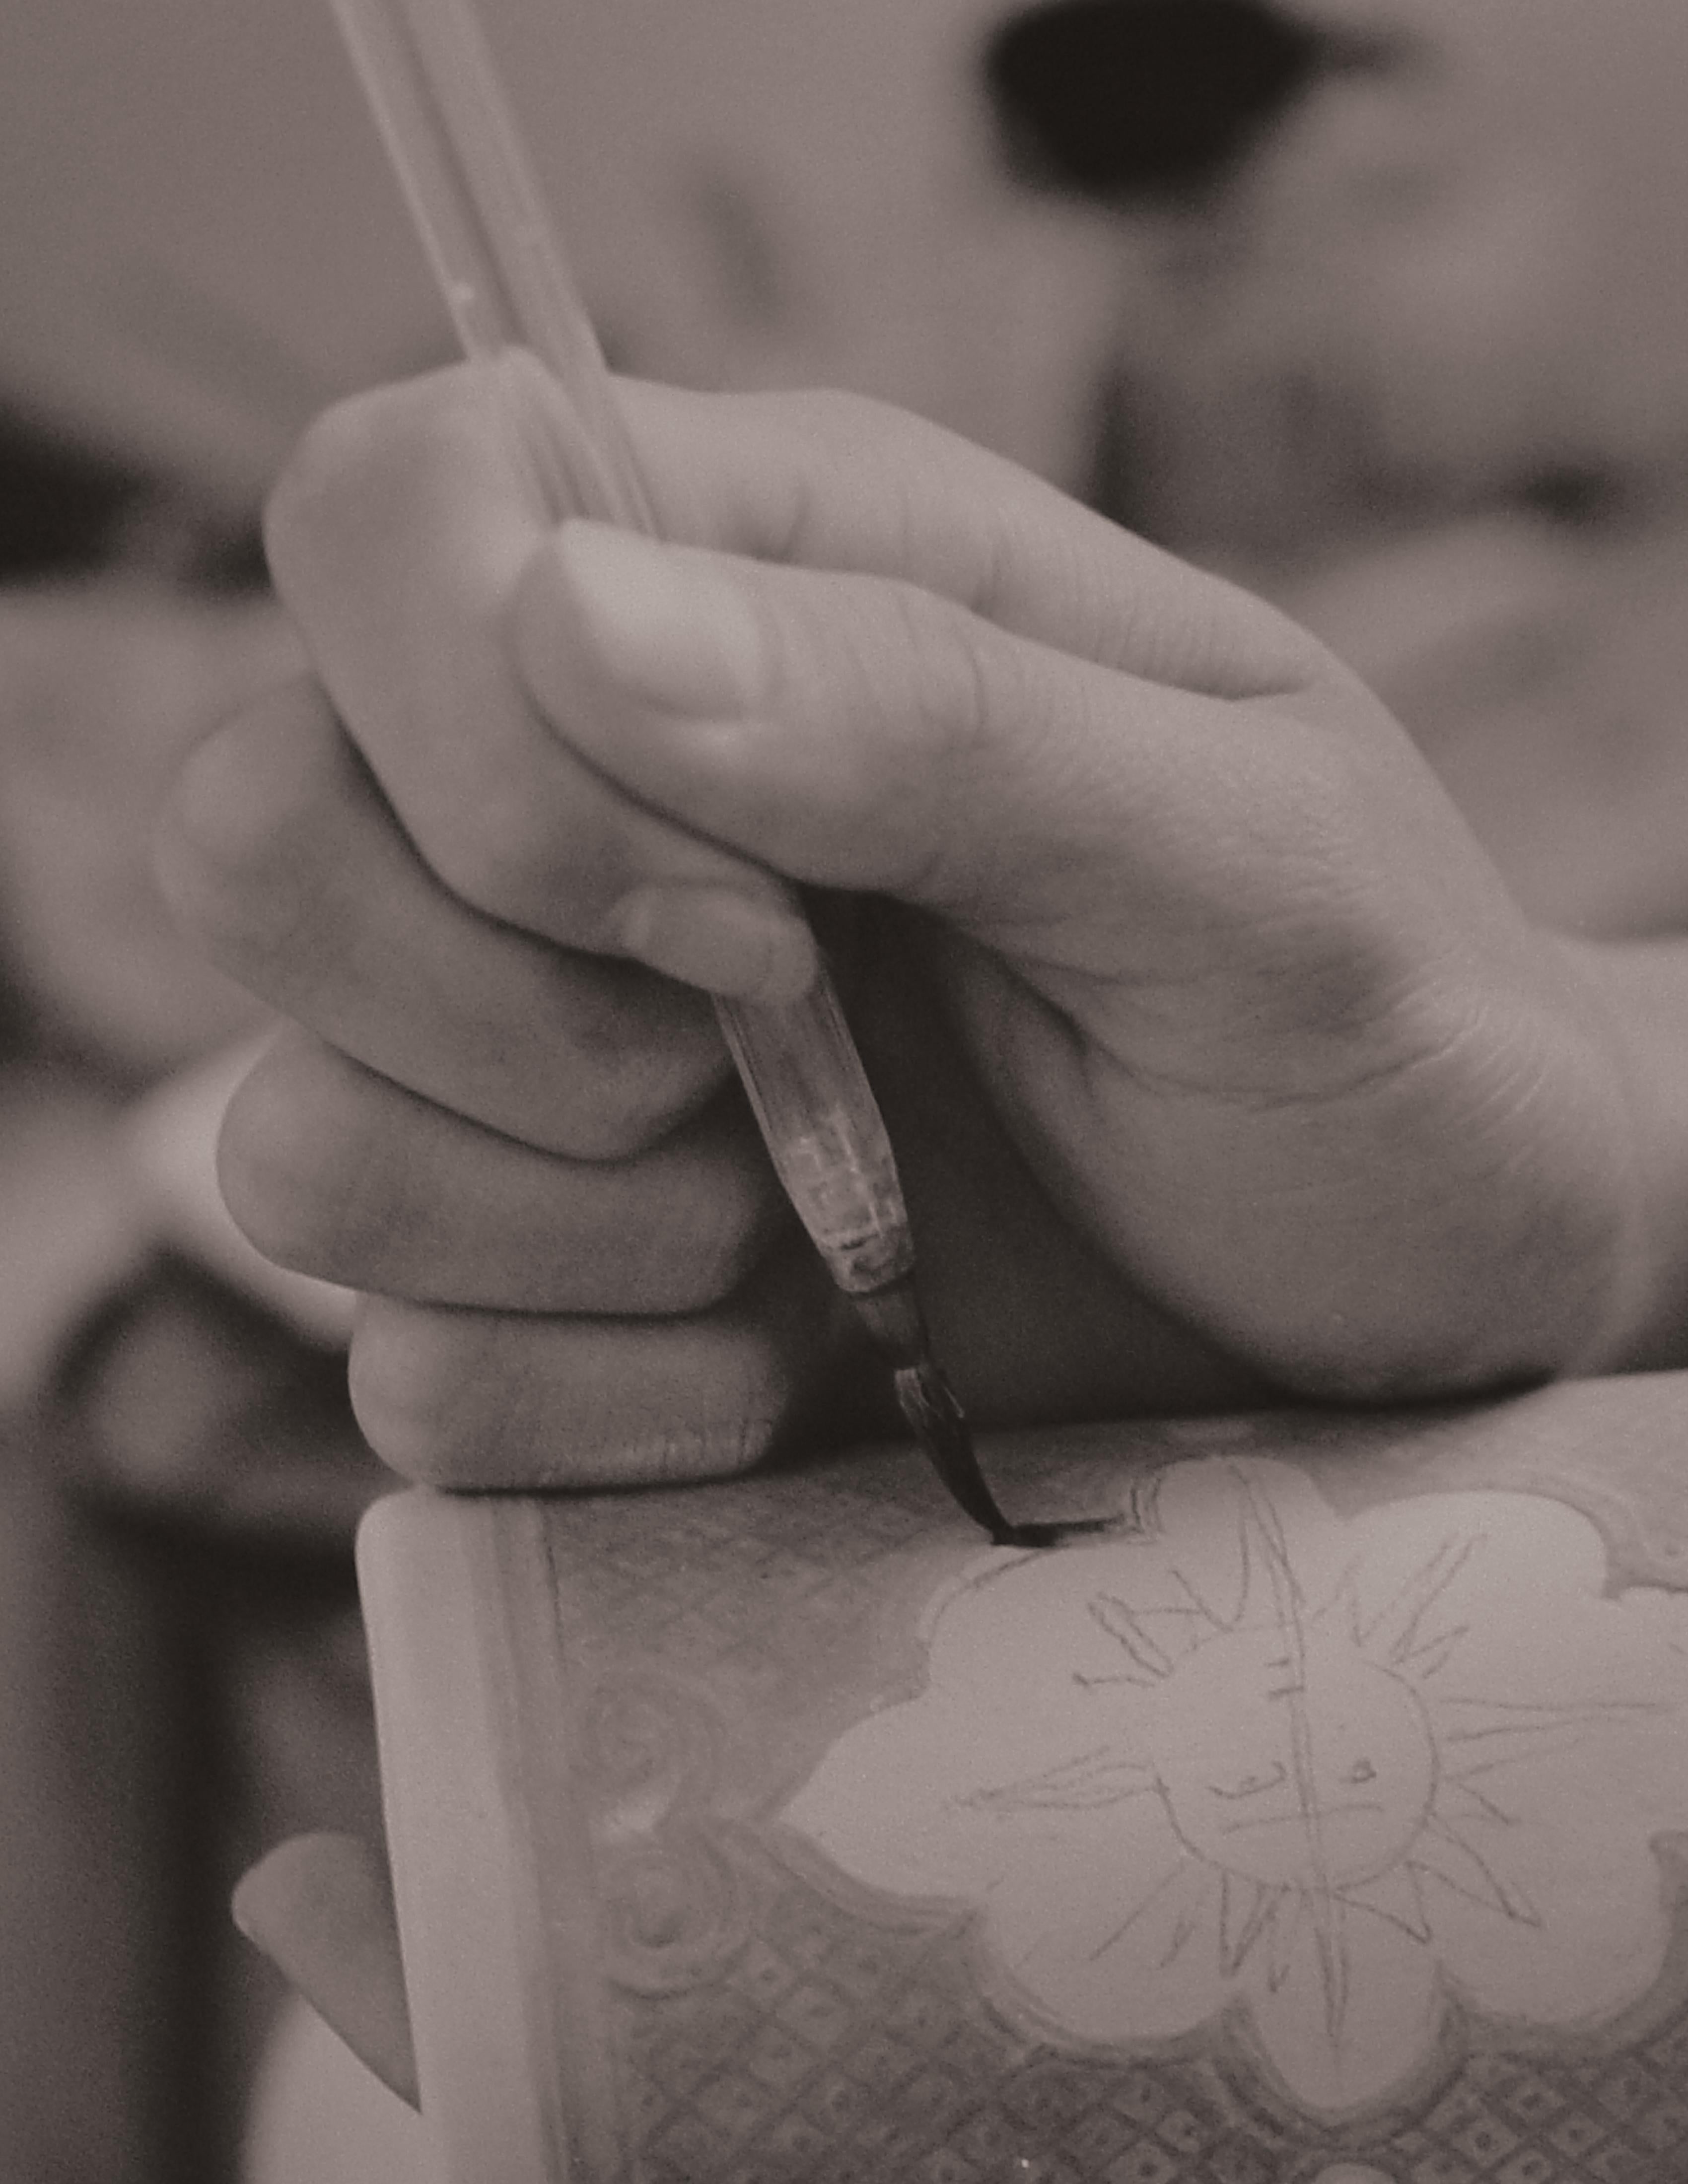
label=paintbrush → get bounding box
[323,0,1030,1541]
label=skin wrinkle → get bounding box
[513,538,793,931]
[968,733,1391,998]
[225,1036,780,1314]
[693,888,806,1013]
[497,1418,778,1489]
[597,558,1204,929]
[550,412,1616,1380]
[274,386,703,959]
[857,578,999,911]
[946,472,1019,633]
[1551,939,1666,1362]
[953,915,1618,1400]
[197,731,727,1158]
[742,391,844,573]
[1035,688,1347,956]
[345,1202,840,1483]
[168,359,1668,1499]
[626,375,1312,698]
[169,694,359,976]
[521,409,1325,955]
[554,552,888,895]
[939,649,1118,926]
[426,731,658,945]
[161,682,345,971]
[1093,920,1594,1161]
[371,1330,771,1488]
[220,1037,406,1286]
[348,1299,508,1482]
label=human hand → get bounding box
[158,355,1643,1488]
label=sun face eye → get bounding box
[1209,1761,1288,1801]
[1342,1757,1378,1785]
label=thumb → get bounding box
[508,517,1252,955]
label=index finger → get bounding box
[610,366,1325,699]
[263,359,798,963]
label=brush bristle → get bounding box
[893,1356,1015,1542]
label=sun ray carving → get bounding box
[782,1456,1688,2117]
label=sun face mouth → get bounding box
[1172,1785,1423,1891]
[1216,1797,1387,1836]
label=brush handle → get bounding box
[326,0,919,1303]
[715,984,915,1295]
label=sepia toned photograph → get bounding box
[4,3,1688,2179]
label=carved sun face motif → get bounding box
[1140,1624,1435,1892]
[783,1456,1688,2117]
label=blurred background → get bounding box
[0,0,1128,509]
[10,0,1688,555]
[6,0,1688,2179]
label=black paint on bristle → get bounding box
[892,1357,1019,1545]
[860,1276,1119,1549]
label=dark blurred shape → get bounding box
[0,407,267,590]
[1520,466,1627,528]
[44,1255,384,2183]
[984,0,1347,200]
[0,408,152,582]
[178,516,270,595]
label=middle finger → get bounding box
[219,1026,791,1316]
[259,363,793,957]
[160,676,731,1160]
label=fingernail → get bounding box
[557,522,764,717]
[614,884,817,1006]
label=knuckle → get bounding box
[752,388,922,559]
[420,764,661,952]
[847,580,1000,898]
[775,385,908,466]
[515,973,728,1162]
[679,1204,769,1310]
[890,581,995,761]
[631,1166,776,1314]
[423,778,583,934]
[157,682,340,957]
[623,1414,781,1484]
[556,1057,714,1163]
[216,1037,374,1279]
[534,1056,713,1165]
[349,1302,583,1488]
[346,1281,808,1488]
[262,387,393,592]
[415,760,624,948]
[346,1301,485,1483]
[263,365,492,604]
